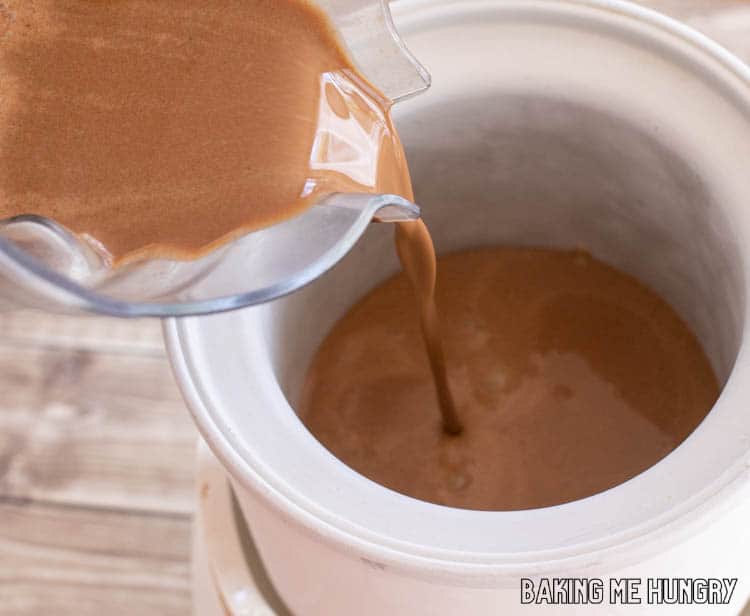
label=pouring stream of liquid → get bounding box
[396,220,463,435]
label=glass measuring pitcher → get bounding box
[0,0,430,317]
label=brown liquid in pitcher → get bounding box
[0,0,459,429]
[0,0,409,262]
[300,248,719,510]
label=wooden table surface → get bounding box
[1,2,749,615]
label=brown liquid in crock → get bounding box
[300,248,719,510]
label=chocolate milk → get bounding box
[300,248,719,510]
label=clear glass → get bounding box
[0,0,429,317]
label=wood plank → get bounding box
[0,345,197,515]
[0,501,190,616]
[0,310,164,355]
